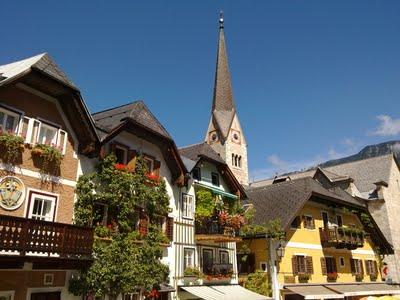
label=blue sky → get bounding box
[1,1,400,180]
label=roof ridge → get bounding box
[326,153,394,169]
[248,176,312,191]
[92,100,142,116]
[178,142,205,150]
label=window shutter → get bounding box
[302,216,306,228]
[350,259,356,274]
[153,160,161,177]
[311,217,316,229]
[360,259,364,276]
[365,260,370,275]
[373,261,378,276]
[306,257,314,274]
[333,257,337,273]
[320,257,327,275]
[139,213,148,236]
[166,216,174,241]
[292,256,298,275]
[58,129,68,155]
[127,150,137,171]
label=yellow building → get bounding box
[240,169,400,300]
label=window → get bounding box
[336,215,343,227]
[184,248,195,270]
[220,250,229,264]
[322,211,329,228]
[303,215,315,229]
[238,156,242,168]
[123,294,140,300]
[0,107,20,133]
[143,156,154,173]
[192,167,201,181]
[339,257,345,268]
[114,145,128,164]
[92,202,108,226]
[202,249,213,274]
[43,273,54,285]
[211,172,219,186]
[365,260,378,276]
[28,191,57,221]
[0,291,14,300]
[38,123,58,145]
[350,259,363,275]
[290,216,301,229]
[292,255,313,275]
[260,262,268,272]
[325,257,337,274]
[182,194,194,219]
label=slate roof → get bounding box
[179,142,226,165]
[326,154,394,193]
[250,168,349,188]
[0,53,76,89]
[210,24,236,139]
[92,101,172,140]
[245,177,366,229]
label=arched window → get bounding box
[232,153,235,166]
[234,155,238,167]
[238,156,242,168]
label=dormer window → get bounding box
[143,156,155,173]
[192,167,201,181]
[211,172,220,186]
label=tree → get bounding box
[70,155,170,298]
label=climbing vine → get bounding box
[70,154,171,298]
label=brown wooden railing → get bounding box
[319,227,364,250]
[0,215,94,259]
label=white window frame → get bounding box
[303,214,315,230]
[219,250,230,264]
[184,248,195,270]
[0,106,21,134]
[321,211,330,227]
[27,191,58,222]
[143,156,154,173]
[339,257,345,268]
[0,291,14,300]
[114,144,128,164]
[37,122,58,146]
[182,193,194,219]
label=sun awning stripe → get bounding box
[181,285,269,300]
[286,285,344,299]
[328,283,400,296]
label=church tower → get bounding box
[205,13,249,185]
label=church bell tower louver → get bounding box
[205,13,249,185]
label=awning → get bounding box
[194,182,238,199]
[181,285,269,300]
[285,285,344,299]
[329,283,400,297]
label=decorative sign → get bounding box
[0,176,25,210]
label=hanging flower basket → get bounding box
[0,131,25,164]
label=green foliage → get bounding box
[0,132,24,164]
[31,143,63,175]
[243,206,255,224]
[195,189,216,219]
[243,271,271,297]
[240,224,267,237]
[360,212,374,229]
[184,267,203,278]
[71,154,171,297]
[240,219,285,240]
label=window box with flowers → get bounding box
[31,143,63,176]
[298,273,310,283]
[0,130,25,164]
[327,272,338,282]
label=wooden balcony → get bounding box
[195,220,241,242]
[0,215,94,264]
[319,227,364,250]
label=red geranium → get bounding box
[146,172,160,182]
[114,163,127,171]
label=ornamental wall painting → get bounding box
[0,176,25,210]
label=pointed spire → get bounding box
[212,11,235,112]
[211,11,236,139]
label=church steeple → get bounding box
[205,12,249,185]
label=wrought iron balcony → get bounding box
[319,227,364,250]
[195,220,241,242]
[203,262,234,277]
[0,214,94,260]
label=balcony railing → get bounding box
[0,215,94,259]
[203,262,234,277]
[195,220,241,242]
[319,227,364,250]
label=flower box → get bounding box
[327,272,338,281]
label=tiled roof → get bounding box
[92,101,172,140]
[179,142,226,165]
[326,154,394,193]
[0,53,76,88]
[245,177,365,229]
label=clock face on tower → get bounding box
[231,130,241,144]
[209,131,219,143]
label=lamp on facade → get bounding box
[275,241,286,261]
